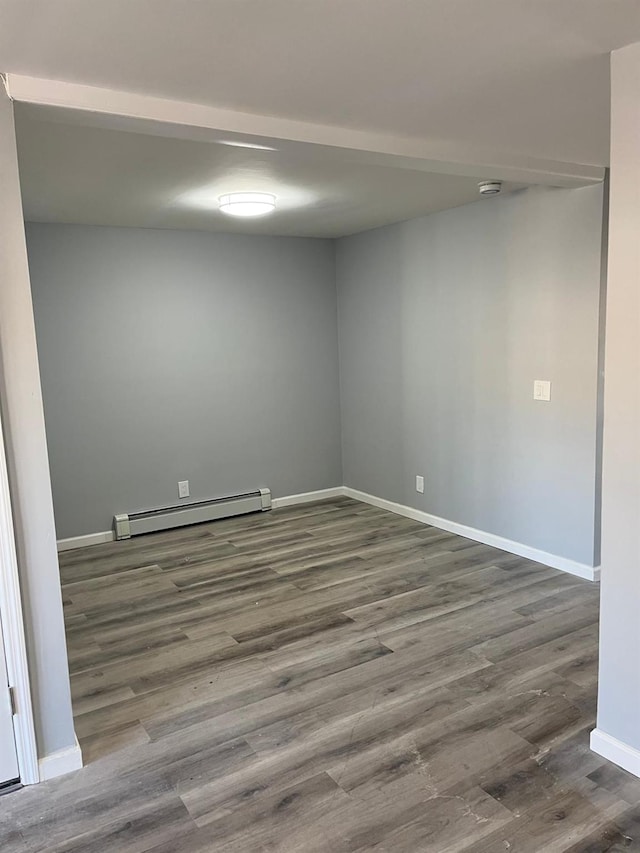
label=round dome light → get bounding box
[218,192,276,217]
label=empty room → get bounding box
[1,2,640,852]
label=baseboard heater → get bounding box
[113,488,271,540]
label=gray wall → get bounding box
[337,185,604,566]
[28,183,605,571]
[0,96,75,759]
[26,224,342,540]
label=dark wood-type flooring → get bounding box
[2,497,639,851]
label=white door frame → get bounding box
[0,405,39,784]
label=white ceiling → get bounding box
[2,0,640,167]
[15,109,525,237]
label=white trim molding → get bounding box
[342,487,599,582]
[0,409,39,784]
[591,729,640,779]
[56,487,600,585]
[271,487,344,510]
[38,735,83,782]
[57,530,114,552]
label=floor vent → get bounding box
[113,488,271,540]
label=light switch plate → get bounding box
[533,380,551,401]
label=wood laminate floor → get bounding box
[2,497,638,852]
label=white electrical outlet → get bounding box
[416,475,425,494]
[178,480,190,499]
[533,380,551,402]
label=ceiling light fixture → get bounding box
[218,192,276,217]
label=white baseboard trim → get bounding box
[39,735,83,782]
[57,530,115,552]
[55,487,599,584]
[271,487,344,509]
[342,487,599,582]
[591,729,640,778]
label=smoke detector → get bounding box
[478,181,502,196]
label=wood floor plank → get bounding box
[2,497,622,853]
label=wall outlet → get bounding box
[416,475,425,494]
[533,380,551,401]
[178,480,190,499]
